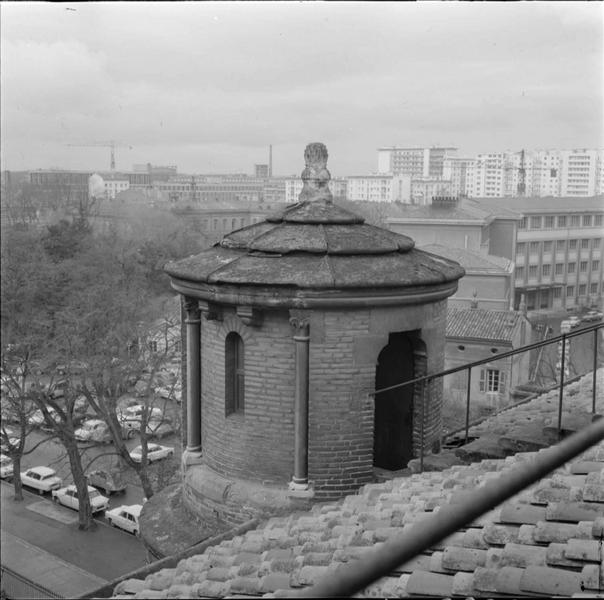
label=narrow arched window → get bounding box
[225,332,244,415]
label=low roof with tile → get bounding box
[112,414,604,598]
[421,244,513,275]
[446,307,523,344]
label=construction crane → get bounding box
[66,140,132,171]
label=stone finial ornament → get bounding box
[299,142,333,203]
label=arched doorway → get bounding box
[373,331,416,470]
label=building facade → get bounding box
[377,147,458,178]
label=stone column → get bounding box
[184,297,201,455]
[289,311,310,490]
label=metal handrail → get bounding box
[369,322,602,397]
[296,418,604,598]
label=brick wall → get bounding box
[200,308,296,484]
[192,298,448,506]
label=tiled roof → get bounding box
[421,245,512,274]
[385,201,493,223]
[472,195,604,215]
[113,444,604,598]
[112,370,604,600]
[446,308,521,343]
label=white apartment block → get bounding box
[464,148,603,199]
[377,147,458,177]
[346,175,410,203]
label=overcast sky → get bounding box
[1,2,602,176]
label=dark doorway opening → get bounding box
[373,331,416,470]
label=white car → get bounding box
[567,315,581,328]
[118,405,162,436]
[1,427,20,451]
[129,443,174,463]
[20,466,62,494]
[75,419,112,444]
[106,504,142,535]
[52,484,109,514]
[0,453,14,479]
[29,407,60,428]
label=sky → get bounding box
[1,2,603,176]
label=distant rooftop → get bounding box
[446,307,522,344]
[385,200,495,224]
[421,244,512,275]
[472,195,604,215]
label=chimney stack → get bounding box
[269,145,273,177]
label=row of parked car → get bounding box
[561,310,603,333]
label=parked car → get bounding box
[129,443,174,463]
[0,453,14,479]
[106,504,142,535]
[52,484,109,514]
[1,427,21,451]
[75,419,112,444]
[87,469,127,495]
[20,466,62,494]
[582,310,603,322]
[118,405,162,436]
[567,316,581,329]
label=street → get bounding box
[1,480,148,581]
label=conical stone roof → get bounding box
[165,143,464,304]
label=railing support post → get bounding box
[558,334,566,436]
[593,328,598,415]
[465,368,472,444]
[420,379,425,473]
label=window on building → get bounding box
[591,283,599,295]
[542,264,551,277]
[580,261,588,272]
[529,265,538,278]
[581,239,590,249]
[516,242,526,255]
[479,368,505,393]
[557,216,567,228]
[556,240,566,251]
[568,262,576,273]
[571,215,580,227]
[148,341,158,353]
[553,287,562,299]
[519,217,527,230]
[225,332,244,416]
[594,239,601,248]
[529,242,540,254]
[593,260,600,271]
[595,215,603,226]
[569,239,578,250]
[543,241,552,253]
[579,284,587,296]
[567,286,575,297]
[515,266,524,279]
[530,216,542,229]
[555,263,564,275]
[583,215,592,227]
[544,216,555,228]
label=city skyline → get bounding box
[1,2,602,174]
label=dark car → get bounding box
[86,469,127,495]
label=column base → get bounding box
[182,448,203,467]
[288,479,314,499]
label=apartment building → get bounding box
[475,196,604,311]
[346,174,411,203]
[559,149,600,197]
[377,147,457,177]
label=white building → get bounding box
[377,147,457,177]
[88,173,130,200]
[346,174,411,203]
[559,149,600,197]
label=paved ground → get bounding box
[0,480,148,582]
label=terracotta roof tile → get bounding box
[446,307,521,343]
[112,378,604,599]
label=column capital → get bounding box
[183,297,201,322]
[289,310,310,338]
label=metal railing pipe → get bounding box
[296,418,604,598]
[558,334,566,434]
[465,367,471,444]
[593,328,599,415]
[419,379,425,473]
[369,322,602,399]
